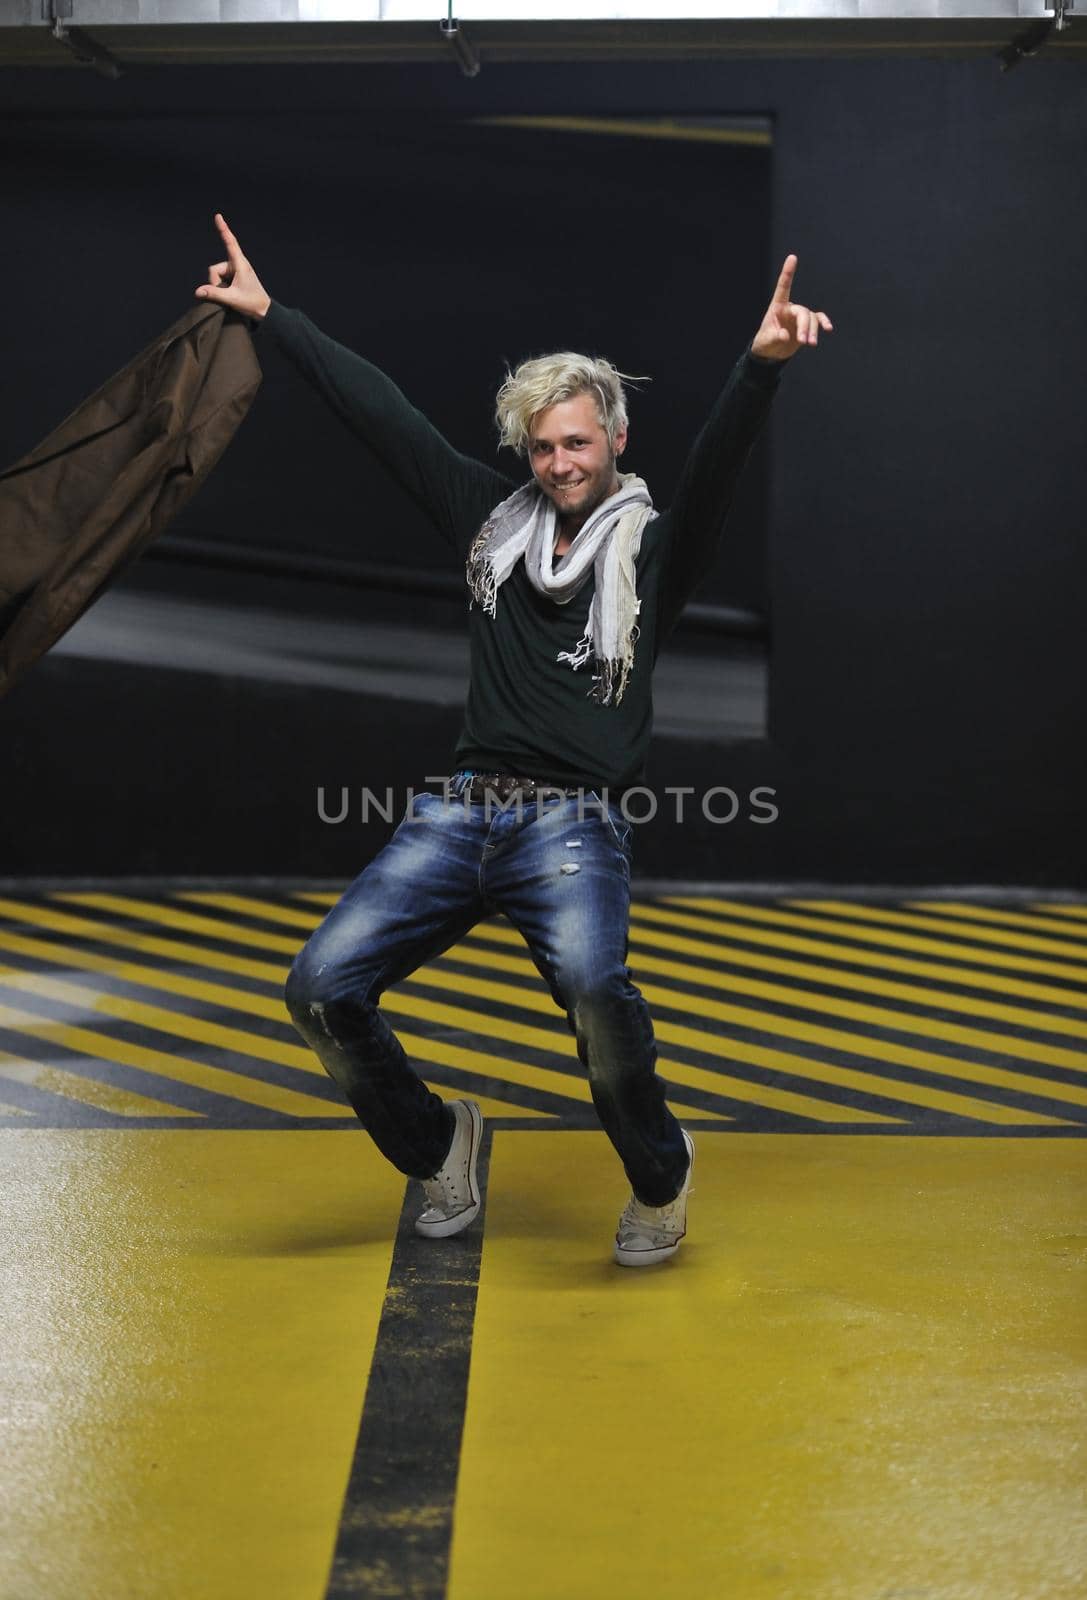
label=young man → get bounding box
[196,213,832,1266]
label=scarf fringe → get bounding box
[466,479,654,705]
[556,630,594,672]
[575,622,642,705]
[466,527,500,616]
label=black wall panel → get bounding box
[1,54,1083,884]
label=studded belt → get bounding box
[460,772,584,804]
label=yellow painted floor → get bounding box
[0,887,1085,1597]
[452,1132,1087,1600]
[2,1128,1084,1600]
[1,1131,404,1600]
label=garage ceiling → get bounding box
[0,1,1080,66]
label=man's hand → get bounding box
[750,254,833,361]
[194,213,272,321]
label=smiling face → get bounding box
[527,391,628,530]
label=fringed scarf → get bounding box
[465,472,656,705]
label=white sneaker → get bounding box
[613,1130,695,1267]
[414,1100,483,1239]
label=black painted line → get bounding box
[0,1017,325,1126]
[684,1038,1087,1125]
[18,929,290,1004]
[754,914,1087,975]
[0,1065,121,1126]
[324,1128,492,1600]
[860,896,1087,949]
[0,965,313,1081]
[43,895,299,964]
[627,934,1085,1011]
[625,955,1087,1038]
[0,908,289,1000]
[422,1079,587,1121]
[164,889,319,936]
[7,1116,1086,1138]
[640,898,1084,966]
[0,945,276,1032]
[659,1005,1087,1093]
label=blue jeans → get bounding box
[285,775,688,1207]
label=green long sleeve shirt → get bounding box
[263,300,786,791]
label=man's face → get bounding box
[527,392,627,524]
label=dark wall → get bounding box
[0,103,771,611]
[1,53,1084,885]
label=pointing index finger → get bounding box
[215,211,242,264]
[771,253,798,305]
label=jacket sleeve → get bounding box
[655,345,786,644]
[261,301,513,559]
[0,303,261,699]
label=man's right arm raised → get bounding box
[194,213,511,556]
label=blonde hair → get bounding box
[494,351,648,457]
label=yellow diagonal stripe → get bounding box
[0,906,575,1120]
[651,1019,1072,1127]
[470,910,1087,1041]
[0,964,312,1071]
[784,898,1087,962]
[668,897,1087,980]
[52,894,301,955]
[452,925,1087,1073]
[0,1043,198,1119]
[907,902,1087,940]
[0,963,539,1125]
[0,916,544,1122]
[0,938,351,1116]
[1033,903,1087,921]
[0,929,298,1032]
[402,966,1076,1127]
[14,891,1076,1127]
[292,889,1087,1036]
[0,918,574,1118]
[0,897,286,983]
[484,917,1087,1042]
[118,904,884,1124]
[16,892,1085,1040]
[402,1031,591,1112]
[401,980,885,1124]
[397,983,904,1126]
[25,896,883,1124]
[178,892,320,930]
[62,894,1051,1125]
[400,1031,724,1120]
[630,903,1087,1009]
[181,894,1085,1113]
[386,988,897,1126]
[0,1004,292,1120]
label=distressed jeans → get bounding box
[285,775,689,1207]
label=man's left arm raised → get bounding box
[656,254,833,643]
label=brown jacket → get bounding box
[0,303,261,698]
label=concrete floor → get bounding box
[1,885,1085,1599]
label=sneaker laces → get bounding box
[421,1171,456,1210]
[422,1143,474,1212]
[620,1192,685,1238]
